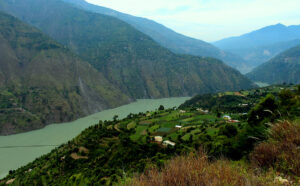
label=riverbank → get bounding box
[0,97,189,179]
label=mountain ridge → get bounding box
[61,0,248,72]
[0,0,256,100]
[214,23,300,49]
[214,23,300,71]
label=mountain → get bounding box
[246,45,300,84]
[0,0,256,99]
[214,24,300,71]
[226,39,300,68]
[0,12,130,135]
[60,0,248,72]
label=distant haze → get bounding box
[86,0,300,42]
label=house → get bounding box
[179,110,186,113]
[203,110,209,114]
[197,108,209,114]
[223,115,231,120]
[154,136,163,143]
[163,140,176,147]
[175,125,182,129]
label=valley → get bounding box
[0,0,299,185]
[0,85,298,185]
[0,0,256,135]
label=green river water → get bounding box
[0,97,189,178]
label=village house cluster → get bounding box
[154,136,176,147]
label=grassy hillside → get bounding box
[62,0,248,72]
[1,85,298,185]
[247,45,300,84]
[0,12,130,135]
[0,0,256,98]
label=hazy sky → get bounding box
[86,0,300,42]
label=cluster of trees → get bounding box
[186,86,299,159]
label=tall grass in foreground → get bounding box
[125,151,277,186]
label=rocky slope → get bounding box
[0,12,130,135]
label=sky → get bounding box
[86,0,300,42]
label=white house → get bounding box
[179,110,186,113]
[203,110,209,114]
[175,125,182,129]
[163,140,176,146]
[154,136,163,143]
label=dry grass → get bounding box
[251,121,300,177]
[125,151,277,186]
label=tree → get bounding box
[189,135,193,143]
[218,124,238,138]
[247,94,278,126]
[113,115,119,122]
[158,105,165,111]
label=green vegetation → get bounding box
[0,0,256,99]
[0,12,130,135]
[1,85,298,185]
[127,120,299,186]
[247,44,300,84]
[180,85,291,114]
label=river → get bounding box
[0,97,189,178]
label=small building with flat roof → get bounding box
[163,140,176,147]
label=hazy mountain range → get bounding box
[247,44,300,84]
[214,24,300,71]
